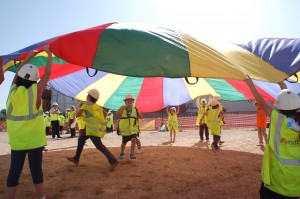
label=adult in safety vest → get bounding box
[50,102,61,138]
[5,45,52,199]
[196,97,209,141]
[200,99,223,152]
[116,94,143,160]
[67,89,118,172]
[68,105,76,138]
[245,76,300,198]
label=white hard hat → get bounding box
[87,89,100,100]
[124,94,135,101]
[170,107,176,111]
[211,99,220,107]
[213,96,221,101]
[18,64,40,81]
[52,102,58,106]
[201,98,207,103]
[275,89,300,110]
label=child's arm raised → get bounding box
[37,45,52,90]
[244,75,272,117]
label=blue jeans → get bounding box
[7,147,44,187]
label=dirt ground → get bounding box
[0,129,264,199]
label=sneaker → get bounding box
[110,161,119,171]
[219,140,225,145]
[130,153,136,159]
[66,157,79,165]
[136,149,143,154]
[257,142,264,146]
[211,144,217,153]
[119,153,125,159]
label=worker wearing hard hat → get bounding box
[5,45,52,199]
[245,76,300,198]
[116,94,143,160]
[50,102,61,139]
[67,89,118,171]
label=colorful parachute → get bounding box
[2,23,300,82]
[46,68,300,112]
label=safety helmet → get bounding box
[52,102,58,106]
[213,95,221,101]
[201,98,207,104]
[87,89,100,100]
[211,99,220,107]
[17,64,40,81]
[275,89,300,110]
[123,94,135,101]
[170,107,176,111]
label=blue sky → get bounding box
[1,0,300,109]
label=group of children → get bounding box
[1,45,299,198]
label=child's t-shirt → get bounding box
[287,117,300,132]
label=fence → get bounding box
[113,113,258,131]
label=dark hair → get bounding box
[88,94,97,103]
[212,104,219,109]
[279,109,297,118]
[15,76,36,88]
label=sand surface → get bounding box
[0,129,265,198]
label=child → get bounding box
[68,105,76,138]
[50,102,61,139]
[67,89,118,171]
[44,111,51,135]
[166,106,180,142]
[245,75,300,198]
[5,45,52,199]
[116,94,143,160]
[196,97,209,141]
[105,110,113,133]
[255,102,268,146]
[200,99,223,152]
[59,113,65,134]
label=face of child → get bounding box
[201,101,206,107]
[170,109,175,114]
[70,106,74,111]
[125,99,134,107]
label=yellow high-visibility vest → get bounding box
[196,106,207,126]
[6,84,46,150]
[206,107,221,135]
[261,110,300,197]
[68,111,75,120]
[80,102,106,138]
[118,106,139,136]
[44,115,51,127]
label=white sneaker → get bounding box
[136,149,143,154]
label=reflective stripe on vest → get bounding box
[6,86,43,121]
[274,113,300,166]
[6,84,46,150]
[81,103,106,137]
